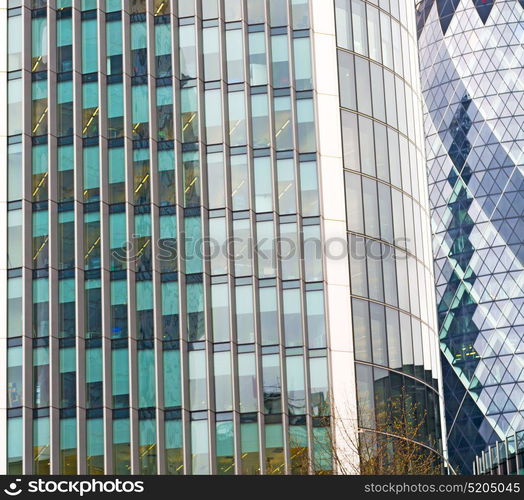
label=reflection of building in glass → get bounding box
[1,0,444,475]
[418,0,524,474]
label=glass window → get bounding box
[214,351,233,411]
[139,147,157,206]
[178,0,195,17]
[202,0,218,18]
[179,24,196,79]
[257,220,276,278]
[112,342,129,408]
[106,18,123,75]
[8,209,22,269]
[157,85,174,141]
[34,417,50,474]
[231,154,250,211]
[60,417,77,474]
[203,26,220,81]
[161,281,179,340]
[32,210,49,269]
[303,224,322,283]
[86,417,104,474]
[352,298,371,362]
[205,89,223,144]
[212,284,230,342]
[216,421,235,475]
[236,285,254,343]
[158,149,176,206]
[138,347,156,408]
[189,350,207,410]
[262,353,281,413]
[286,355,306,415]
[249,32,267,86]
[266,424,285,474]
[280,223,300,280]
[8,79,22,136]
[83,211,101,270]
[81,17,97,73]
[207,152,226,209]
[238,353,257,412]
[8,13,22,71]
[136,280,153,339]
[183,151,200,207]
[110,279,128,340]
[276,158,296,214]
[165,418,183,474]
[293,37,312,90]
[339,50,356,110]
[191,420,209,474]
[260,286,279,345]
[8,417,23,474]
[107,83,124,138]
[233,219,252,277]
[32,144,48,202]
[283,288,302,346]
[132,85,149,140]
[113,417,130,474]
[254,156,272,212]
[289,424,308,474]
[32,16,48,72]
[270,0,288,26]
[241,421,260,474]
[296,98,316,152]
[209,217,228,275]
[352,0,368,56]
[187,282,205,341]
[306,290,326,348]
[8,143,22,202]
[184,215,202,274]
[181,86,198,143]
[155,21,172,77]
[292,0,310,29]
[274,96,293,151]
[226,28,244,83]
[228,91,247,146]
[32,79,48,136]
[271,34,290,88]
[86,345,102,408]
[57,80,73,137]
[33,278,49,338]
[8,346,22,408]
[248,0,265,24]
[7,277,22,338]
[251,93,270,148]
[139,417,157,474]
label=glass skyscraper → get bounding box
[1,0,444,475]
[418,0,524,473]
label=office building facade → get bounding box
[418,0,524,473]
[1,0,444,474]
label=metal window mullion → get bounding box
[119,5,141,475]
[20,1,34,475]
[144,0,166,475]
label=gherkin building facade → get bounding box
[417,0,524,473]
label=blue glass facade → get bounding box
[418,0,524,473]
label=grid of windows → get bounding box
[418,0,524,474]
[334,0,444,460]
[3,0,333,475]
